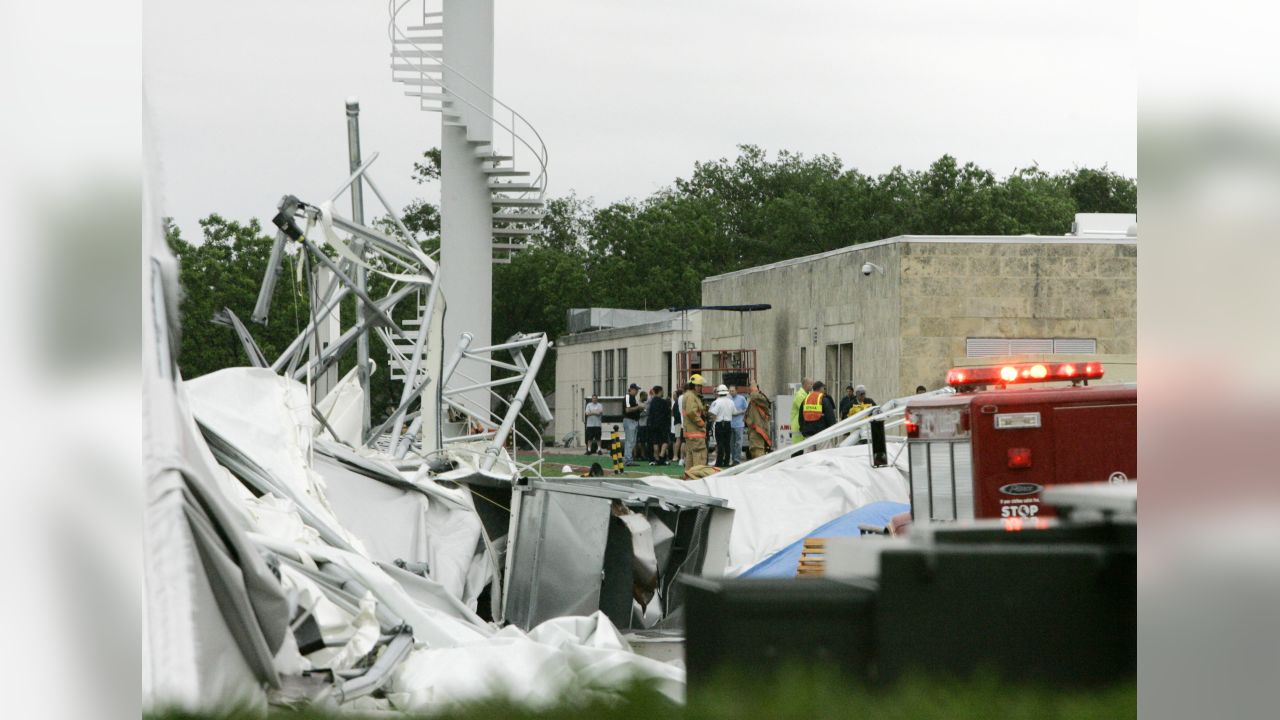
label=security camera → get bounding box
[861,262,883,276]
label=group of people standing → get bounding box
[582,384,677,465]
[582,375,774,469]
[673,374,774,469]
[789,378,877,447]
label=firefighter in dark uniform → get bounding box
[798,380,838,446]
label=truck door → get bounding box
[1052,402,1137,485]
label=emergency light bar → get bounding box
[946,361,1104,388]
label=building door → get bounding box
[663,351,673,394]
[826,342,853,390]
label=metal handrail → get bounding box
[713,388,954,477]
[387,0,549,204]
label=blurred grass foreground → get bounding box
[147,671,1135,720]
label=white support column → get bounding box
[440,0,494,418]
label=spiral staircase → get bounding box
[388,0,548,264]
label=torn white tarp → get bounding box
[385,612,684,709]
[188,367,368,555]
[314,364,366,447]
[145,223,297,711]
[643,443,909,575]
[178,366,684,709]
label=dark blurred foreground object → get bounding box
[683,498,1134,695]
[683,576,877,689]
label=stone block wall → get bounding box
[898,241,1136,392]
[702,237,1137,403]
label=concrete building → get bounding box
[700,226,1137,401]
[552,310,701,442]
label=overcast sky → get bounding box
[145,0,1135,239]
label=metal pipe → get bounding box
[270,286,350,372]
[335,628,414,703]
[510,342,553,424]
[326,152,380,205]
[345,98,372,436]
[464,336,544,354]
[251,230,288,324]
[470,357,523,373]
[329,214,420,265]
[481,335,549,472]
[394,414,424,458]
[363,172,429,256]
[440,332,475,390]
[291,285,418,381]
[301,240,403,335]
[389,274,442,449]
[717,390,947,477]
[445,374,524,396]
[363,376,433,447]
[444,430,497,444]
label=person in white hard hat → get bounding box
[709,384,736,467]
[845,383,877,418]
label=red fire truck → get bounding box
[903,361,1135,523]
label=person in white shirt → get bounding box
[708,385,737,467]
[584,395,604,455]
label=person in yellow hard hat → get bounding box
[681,374,708,469]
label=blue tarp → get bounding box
[739,501,910,578]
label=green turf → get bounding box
[518,450,691,478]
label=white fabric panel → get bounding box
[180,367,688,707]
[422,501,483,602]
[277,564,379,671]
[644,444,909,575]
[315,365,366,447]
[187,368,367,554]
[315,454,432,566]
[385,612,683,710]
[144,469,266,712]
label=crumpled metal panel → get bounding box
[504,488,611,630]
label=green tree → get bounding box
[165,215,309,380]
[168,145,1135,438]
[1063,166,1138,214]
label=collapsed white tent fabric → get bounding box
[643,444,910,576]
[180,367,684,709]
[386,613,684,709]
[313,450,489,609]
[144,219,296,711]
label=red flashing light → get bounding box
[1007,447,1032,469]
[904,410,919,438]
[946,361,1104,388]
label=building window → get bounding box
[592,351,602,396]
[826,342,854,391]
[618,348,628,391]
[966,337,1097,357]
[604,350,615,395]
[800,346,807,380]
